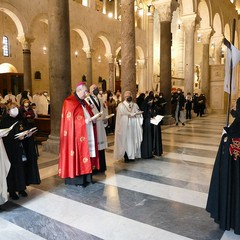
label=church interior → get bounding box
[1,0,240,239]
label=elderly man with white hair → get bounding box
[59,82,99,188]
[114,90,143,162]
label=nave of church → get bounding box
[0,114,239,240]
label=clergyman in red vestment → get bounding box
[58,82,99,187]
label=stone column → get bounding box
[114,0,118,19]
[44,0,71,154]
[181,14,196,94]
[121,0,136,98]
[212,35,224,65]
[102,0,106,14]
[83,48,93,88]
[153,0,175,121]
[106,55,115,91]
[17,36,34,92]
[137,59,145,94]
[199,28,212,106]
[147,10,154,92]
[89,0,95,9]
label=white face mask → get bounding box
[10,107,19,117]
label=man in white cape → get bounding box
[114,90,143,162]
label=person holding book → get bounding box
[59,82,99,187]
[140,95,163,159]
[114,90,143,162]
[0,102,40,200]
[86,84,108,173]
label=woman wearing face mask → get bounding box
[106,92,117,135]
[0,103,40,200]
[140,94,163,159]
[20,99,35,121]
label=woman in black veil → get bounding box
[140,94,163,159]
[206,98,240,235]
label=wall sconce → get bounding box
[197,34,201,43]
[177,21,181,31]
[108,12,113,18]
[97,55,101,63]
[147,4,152,16]
[74,50,79,57]
[43,45,47,54]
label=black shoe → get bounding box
[19,190,28,197]
[10,192,19,200]
[182,123,185,126]
[176,123,178,126]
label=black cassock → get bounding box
[206,114,240,235]
[0,114,41,193]
[141,99,163,159]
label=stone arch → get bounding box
[136,46,145,60]
[212,13,222,35]
[198,0,211,28]
[0,4,27,38]
[72,27,91,51]
[95,32,113,58]
[224,23,231,40]
[181,0,197,15]
[29,13,48,37]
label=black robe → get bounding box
[0,114,41,193]
[206,114,240,235]
[141,100,163,159]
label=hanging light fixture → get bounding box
[147,4,152,16]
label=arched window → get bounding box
[2,35,10,57]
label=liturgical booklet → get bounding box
[14,127,38,139]
[104,113,114,120]
[150,115,164,125]
[90,111,103,121]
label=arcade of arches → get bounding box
[0,0,240,153]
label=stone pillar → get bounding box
[102,0,106,14]
[147,10,154,92]
[44,0,71,154]
[83,49,93,88]
[181,14,196,94]
[106,55,115,91]
[212,35,224,65]
[17,36,34,92]
[153,0,175,122]
[137,59,145,94]
[199,28,212,106]
[89,0,95,9]
[114,0,118,19]
[121,0,136,98]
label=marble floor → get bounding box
[0,113,240,240]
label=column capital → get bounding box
[211,34,224,46]
[137,59,145,68]
[181,14,197,32]
[153,0,178,22]
[105,54,114,63]
[198,27,213,44]
[82,48,92,58]
[17,35,35,50]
